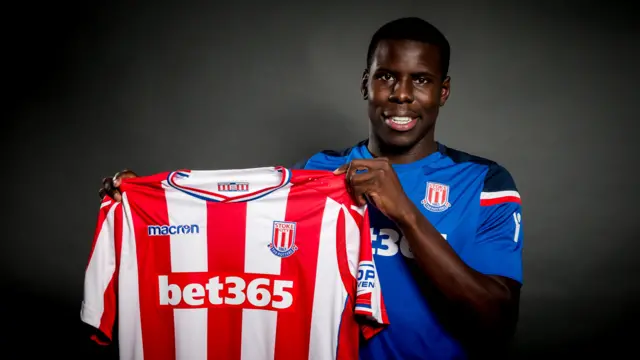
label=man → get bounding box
[100,17,523,359]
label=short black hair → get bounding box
[366,17,450,79]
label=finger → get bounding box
[347,170,377,187]
[348,183,369,206]
[348,172,378,205]
[113,169,137,187]
[102,177,115,195]
[337,160,375,178]
[344,167,376,206]
[117,169,138,179]
[333,164,349,175]
[102,177,122,201]
[345,162,358,187]
[348,158,391,172]
[98,188,106,200]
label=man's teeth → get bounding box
[390,116,412,124]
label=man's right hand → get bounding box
[99,169,138,202]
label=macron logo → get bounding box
[147,224,200,236]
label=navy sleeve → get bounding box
[462,164,524,284]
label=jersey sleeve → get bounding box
[462,164,524,284]
[347,205,389,339]
[80,197,123,345]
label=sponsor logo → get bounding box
[357,261,377,293]
[147,224,200,236]
[158,273,295,310]
[370,227,447,258]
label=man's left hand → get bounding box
[334,158,414,222]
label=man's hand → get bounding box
[334,158,414,222]
[98,169,138,202]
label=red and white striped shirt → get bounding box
[81,166,388,360]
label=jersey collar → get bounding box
[353,140,446,171]
[165,166,291,203]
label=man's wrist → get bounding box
[393,200,421,229]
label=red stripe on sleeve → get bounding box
[93,204,123,344]
[480,196,521,207]
[85,201,112,272]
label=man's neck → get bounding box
[367,135,438,165]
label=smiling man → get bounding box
[99,17,523,360]
[294,17,524,359]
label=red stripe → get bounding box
[273,186,324,360]
[337,297,359,360]
[480,196,521,206]
[206,201,247,360]
[336,208,359,360]
[129,188,176,360]
[88,202,119,345]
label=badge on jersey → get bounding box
[421,182,452,212]
[268,221,298,258]
[217,182,249,192]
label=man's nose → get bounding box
[389,78,414,103]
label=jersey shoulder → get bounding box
[120,171,173,186]
[289,169,354,207]
[291,140,367,171]
[442,145,519,193]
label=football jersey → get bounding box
[294,140,524,360]
[80,166,389,360]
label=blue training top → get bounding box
[293,140,524,359]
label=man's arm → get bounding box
[336,158,523,349]
[395,205,520,340]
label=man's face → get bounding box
[363,39,450,150]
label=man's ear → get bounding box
[361,69,369,100]
[439,76,451,106]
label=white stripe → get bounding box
[308,198,347,360]
[119,194,144,360]
[480,190,520,199]
[241,308,277,360]
[344,207,360,279]
[241,186,290,360]
[349,205,365,216]
[81,203,117,329]
[100,200,112,208]
[166,190,209,360]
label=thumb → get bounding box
[333,164,348,175]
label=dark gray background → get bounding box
[3,0,638,358]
